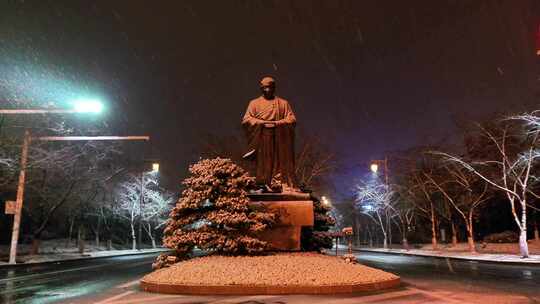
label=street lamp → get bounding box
[0,99,104,114]
[72,99,104,113]
[321,196,331,206]
[370,157,388,185]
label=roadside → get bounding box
[5,238,540,267]
[352,242,540,264]
[0,238,168,266]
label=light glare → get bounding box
[73,99,103,113]
[370,163,379,173]
[321,196,331,206]
[152,163,160,172]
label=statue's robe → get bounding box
[242,96,296,187]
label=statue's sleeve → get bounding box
[276,99,296,126]
[242,100,264,153]
[242,100,266,126]
[275,99,296,185]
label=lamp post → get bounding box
[370,157,388,186]
[1,101,105,264]
[370,157,394,249]
[0,100,153,264]
[138,161,159,251]
[7,134,150,264]
[322,196,340,255]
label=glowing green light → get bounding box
[72,99,103,113]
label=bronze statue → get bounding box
[242,76,296,192]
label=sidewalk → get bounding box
[0,248,169,267]
[354,247,540,264]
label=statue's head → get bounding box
[259,76,276,100]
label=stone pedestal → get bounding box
[249,192,314,251]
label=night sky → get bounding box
[1,1,539,197]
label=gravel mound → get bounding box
[142,252,398,286]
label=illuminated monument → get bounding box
[242,76,313,250]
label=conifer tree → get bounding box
[154,158,275,269]
[301,195,335,251]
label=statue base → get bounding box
[249,192,314,251]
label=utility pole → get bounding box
[7,135,150,264]
[8,130,31,264]
[137,160,159,250]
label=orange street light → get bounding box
[370,157,388,185]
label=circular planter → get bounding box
[140,277,400,295]
[140,253,400,295]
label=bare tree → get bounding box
[355,180,397,249]
[407,167,441,250]
[391,186,416,250]
[114,172,172,249]
[22,139,121,254]
[390,151,445,250]
[0,134,22,188]
[295,135,337,190]
[435,113,540,258]
[198,132,338,192]
[423,163,491,253]
[436,197,459,247]
[140,187,174,248]
[114,176,141,250]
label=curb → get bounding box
[140,277,401,295]
[0,249,169,268]
[354,248,540,266]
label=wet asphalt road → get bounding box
[0,253,157,304]
[355,251,540,302]
[0,251,539,303]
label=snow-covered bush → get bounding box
[154,158,276,269]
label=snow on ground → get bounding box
[416,240,540,254]
[354,240,540,254]
[355,240,540,263]
[0,238,167,264]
